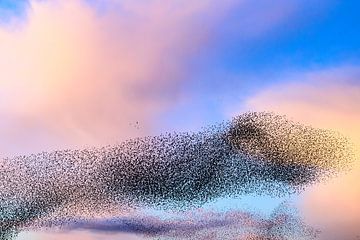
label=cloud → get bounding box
[17,230,143,240]
[26,203,319,240]
[0,0,228,157]
[245,65,360,240]
[0,0,314,157]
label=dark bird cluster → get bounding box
[0,112,353,239]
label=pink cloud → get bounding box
[244,65,360,239]
[0,0,223,157]
[0,0,308,157]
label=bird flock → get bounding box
[0,112,353,239]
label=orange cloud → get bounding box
[244,66,360,239]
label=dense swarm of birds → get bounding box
[0,112,353,239]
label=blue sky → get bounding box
[155,0,360,133]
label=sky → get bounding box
[0,0,359,240]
